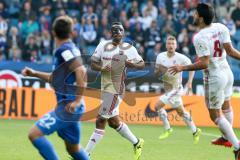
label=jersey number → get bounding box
[213,40,222,57]
[39,113,56,129]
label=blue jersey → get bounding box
[53,41,85,116]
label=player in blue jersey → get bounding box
[21,16,89,160]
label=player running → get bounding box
[154,35,201,144]
[22,16,89,160]
[85,22,145,160]
[169,3,240,160]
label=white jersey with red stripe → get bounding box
[193,23,234,108]
[193,23,232,81]
[156,51,192,90]
[92,40,143,94]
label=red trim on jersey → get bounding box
[119,68,126,94]
[204,69,210,108]
[109,94,118,114]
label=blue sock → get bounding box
[32,137,59,160]
[71,149,89,160]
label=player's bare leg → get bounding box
[64,141,89,160]
[108,116,144,160]
[176,106,201,144]
[209,109,239,152]
[28,125,59,160]
[155,100,173,140]
[85,115,107,155]
[212,100,233,147]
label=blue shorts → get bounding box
[36,111,81,144]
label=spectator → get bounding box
[141,10,153,30]
[96,0,112,18]
[8,0,20,19]
[40,30,51,55]
[222,14,236,36]
[39,8,52,32]
[37,0,52,15]
[129,11,143,28]
[144,20,161,62]
[22,35,40,62]
[19,1,36,22]
[131,22,144,47]
[7,26,22,58]
[142,0,158,20]
[0,15,8,35]
[127,0,140,18]
[146,42,162,63]
[20,16,39,41]
[80,17,97,45]
[0,2,8,19]
[0,31,7,58]
[98,16,111,39]
[9,47,21,61]
[82,5,98,27]
[119,10,128,26]
[231,0,240,30]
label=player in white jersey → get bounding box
[154,35,201,144]
[85,22,145,160]
[169,3,240,160]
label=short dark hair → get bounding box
[111,22,123,27]
[196,3,214,25]
[52,16,73,40]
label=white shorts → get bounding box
[160,87,183,108]
[98,91,123,119]
[204,69,233,109]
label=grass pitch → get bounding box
[0,119,238,160]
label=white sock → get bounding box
[183,111,197,133]
[223,107,233,126]
[216,116,239,150]
[85,129,105,154]
[158,108,171,130]
[116,122,138,145]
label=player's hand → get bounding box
[65,101,80,113]
[125,60,135,68]
[169,65,183,75]
[21,67,36,77]
[101,65,111,72]
[185,82,193,95]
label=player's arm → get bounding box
[65,57,87,113]
[21,67,52,82]
[223,43,240,60]
[90,42,111,72]
[169,56,209,74]
[169,37,210,74]
[90,57,111,72]
[154,64,168,76]
[126,47,145,70]
[126,60,145,69]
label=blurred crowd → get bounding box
[0,0,240,65]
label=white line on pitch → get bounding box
[201,132,219,138]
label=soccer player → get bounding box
[21,16,89,160]
[154,35,201,144]
[169,3,240,159]
[85,22,145,160]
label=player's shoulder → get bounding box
[156,51,167,59]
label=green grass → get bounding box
[0,119,239,160]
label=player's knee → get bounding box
[28,129,37,141]
[28,126,42,142]
[66,145,79,155]
[108,119,119,129]
[96,117,107,129]
[176,109,184,117]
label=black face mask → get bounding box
[111,25,124,37]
